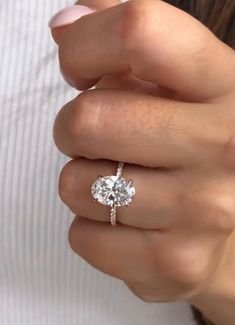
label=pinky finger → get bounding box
[68,216,161,283]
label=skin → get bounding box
[51,0,235,324]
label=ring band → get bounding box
[91,162,136,226]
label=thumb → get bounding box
[49,0,121,44]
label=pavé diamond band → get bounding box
[91,162,136,226]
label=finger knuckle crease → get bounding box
[59,161,76,203]
[68,92,98,142]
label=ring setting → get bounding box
[91,162,135,226]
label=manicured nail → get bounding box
[48,5,95,28]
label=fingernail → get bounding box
[48,5,95,28]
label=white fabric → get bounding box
[0,0,195,324]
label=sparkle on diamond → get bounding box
[91,176,135,207]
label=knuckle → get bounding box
[68,92,90,138]
[68,218,88,257]
[68,92,99,154]
[53,111,62,152]
[179,185,235,235]
[209,192,235,235]
[125,281,158,303]
[58,160,76,203]
[68,218,78,253]
[58,38,74,80]
[120,0,152,54]
[171,252,208,294]
[145,234,207,296]
[54,100,82,157]
[59,40,87,88]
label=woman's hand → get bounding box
[50,1,235,324]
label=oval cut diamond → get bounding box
[91,176,135,207]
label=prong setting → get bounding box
[91,162,135,226]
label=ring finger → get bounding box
[59,157,181,229]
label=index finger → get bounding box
[53,89,223,168]
[52,0,235,101]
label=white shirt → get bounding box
[0,0,195,324]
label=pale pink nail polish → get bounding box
[48,5,95,28]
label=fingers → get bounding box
[68,216,163,283]
[53,0,235,100]
[50,1,121,88]
[50,1,170,96]
[53,88,221,168]
[68,215,213,300]
[59,158,180,229]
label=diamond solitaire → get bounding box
[91,162,135,226]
